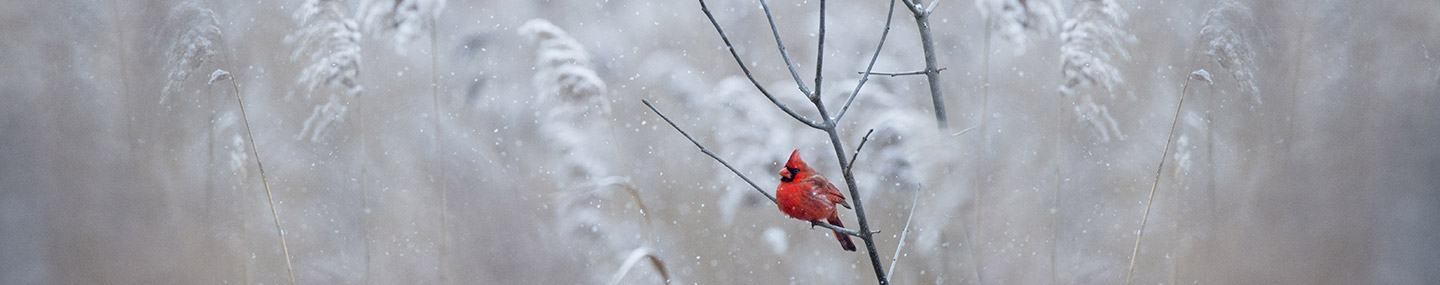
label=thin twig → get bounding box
[833,0,898,123]
[1125,74,1194,285]
[850,129,876,166]
[924,0,942,15]
[642,99,775,203]
[901,0,923,15]
[220,37,297,285]
[949,123,982,137]
[863,68,947,77]
[888,188,921,279]
[231,74,297,285]
[757,0,814,98]
[696,0,824,129]
[811,219,865,237]
[813,0,825,101]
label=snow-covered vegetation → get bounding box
[1,0,1437,284]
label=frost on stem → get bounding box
[520,18,611,187]
[1198,1,1263,104]
[360,0,445,53]
[287,0,364,142]
[159,2,222,104]
[975,0,1063,52]
[1059,0,1134,142]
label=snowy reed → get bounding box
[975,0,1063,51]
[1199,1,1263,104]
[521,18,611,185]
[159,2,221,104]
[1059,0,1134,142]
[164,2,296,283]
[287,0,363,141]
[360,0,446,53]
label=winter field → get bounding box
[1,0,1437,284]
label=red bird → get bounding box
[776,150,857,251]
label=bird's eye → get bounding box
[779,167,796,182]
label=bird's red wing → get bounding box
[804,175,851,209]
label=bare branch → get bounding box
[863,68,947,77]
[643,99,777,203]
[757,0,815,98]
[814,103,887,284]
[850,129,876,166]
[833,0,898,123]
[924,0,941,16]
[909,0,949,131]
[902,0,923,15]
[813,0,826,101]
[696,0,825,129]
[812,220,864,238]
[888,189,921,279]
[949,123,982,137]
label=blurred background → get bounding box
[2,0,1437,283]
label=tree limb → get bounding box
[813,0,826,101]
[850,129,876,166]
[833,0,898,123]
[924,0,942,15]
[888,189,921,280]
[902,0,923,15]
[757,0,815,99]
[863,68,947,77]
[696,0,825,129]
[906,0,949,131]
[642,99,776,203]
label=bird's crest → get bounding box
[784,149,808,171]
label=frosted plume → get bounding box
[1059,0,1134,142]
[1199,1,1263,104]
[1059,0,1133,97]
[521,18,611,186]
[287,0,363,141]
[159,2,222,104]
[976,0,1063,50]
[520,19,608,109]
[360,0,445,53]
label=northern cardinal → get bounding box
[776,150,857,252]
